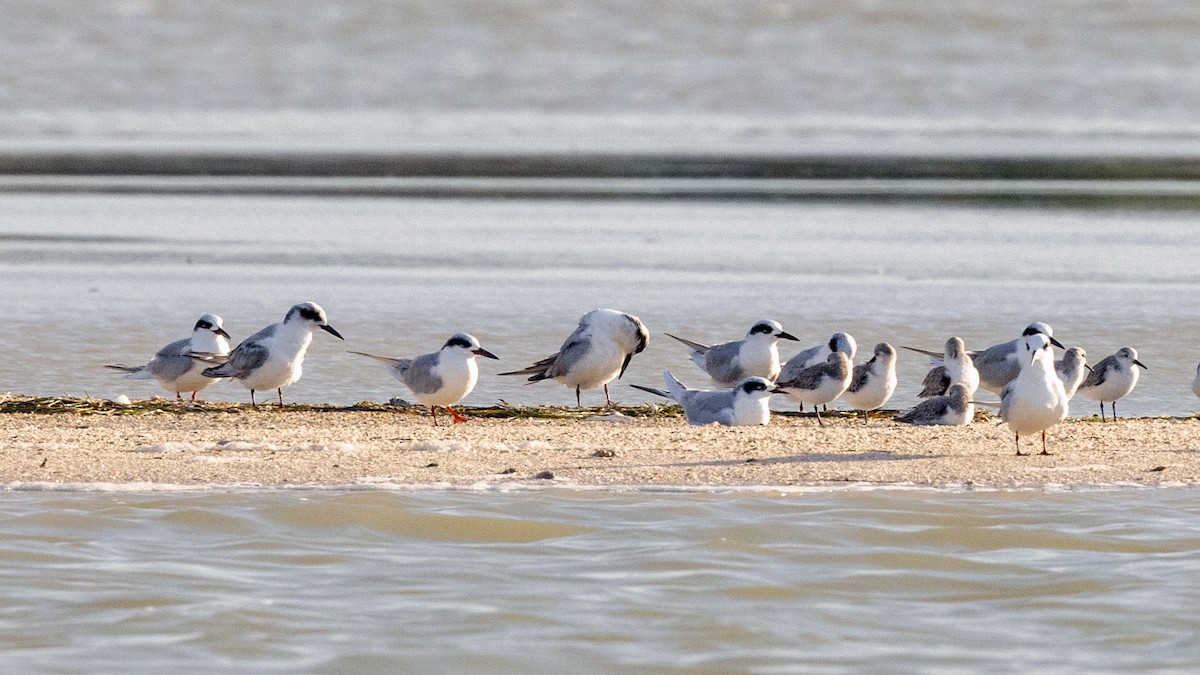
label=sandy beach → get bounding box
[2,400,1197,488]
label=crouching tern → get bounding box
[631,371,783,426]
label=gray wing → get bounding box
[1054,359,1070,379]
[136,333,195,379]
[681,389,737,426]
[918,366,950,397]
[1079,355,1116,389]
[205,339,270,378]
[147,338,200,382]
[777,363,827,391]
[402,352,444,395]
[703,341,745,384]
[547,335,592,379]
[896,396,949,424]
[153,337,192,359]
[846,361,872,394]
[998,381,1015,421]
[972,340,1020,388]
[783,345,822,372]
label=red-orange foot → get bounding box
[448,406,470,424]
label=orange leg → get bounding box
[448,406,470,424]
[431,407,440,426]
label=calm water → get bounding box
[0,487,1197,673]
[3,0,1200,156]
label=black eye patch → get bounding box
[750,323,774,335]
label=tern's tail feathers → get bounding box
[186,351,229,365]
[664,333,709,354]
[900,345,943,359]
[498,353,558,382]
[629,384,670,399]
[347,350,405,368]
[662,370,688,401]
[105,364,151,379]
[201,363,232,378]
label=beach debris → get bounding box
[499,467,517,475]
[584,411,634,423]
[112,395,132,406]
[592,449,617,458]
[532,470,555,480]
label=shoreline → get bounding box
[2,398,1198,490]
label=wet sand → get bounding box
[3,405,1198,489]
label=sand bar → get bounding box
[2,398,1198,489]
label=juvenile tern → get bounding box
[630,371,781,426]
[896,383,973,426]
[106,314,231,401]
[499,308,648,406]
[999,333,1069,455]
[774,352,852,425]
[350,333,498,426]
[1076,347,1146,422]
[665,319,799,387]
[840,342,898,423]
[201,302,343,407]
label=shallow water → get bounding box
[3,3,1199,673]
[1,192,1197,417]
[1,487,1197,672]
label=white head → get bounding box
[283,302,344,340]
[746,319,799,343]
[193,314,230,339]
[1021,332,1053,367]
[442,333,499,361]
[1023,322,1065,349]
[828,332,857,359]
[1114,346,1147,371]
